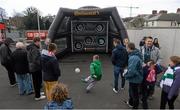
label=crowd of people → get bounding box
[0,37,72,109]
[0,36,180,109]
[111,36,180,109]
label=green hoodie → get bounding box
[90,60,102,81]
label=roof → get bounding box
[148,13,180,23]
[143,14,157,21]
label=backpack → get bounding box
[146,69,156,83]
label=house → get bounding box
[144,9,180,27]
[123,8,180,28]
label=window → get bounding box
[152,21,154,26]
[171,21,177,27]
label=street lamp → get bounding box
[37,11,40,37]
[37,11,43,48]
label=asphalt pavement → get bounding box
[0,53,180,109]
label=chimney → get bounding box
[152,10,157,15]
[177,8,180,13]
[159,10,168,14]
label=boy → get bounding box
[111,38,128,93]
[125,42,143,109]
[160,56,180,109]
[82,55,102,93]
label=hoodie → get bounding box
[44,99,73,110]
[111,44,128,68]
[90,60,102,81]
[41,50,61,81]
[168,64,180,99]
[125,49,143,84]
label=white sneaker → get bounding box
[35,95,46,101]
[10,83,17,87]
[148,96,153,100]
[112,88,118,93]
[40,92,45,95]
[125,101,133,108]
[121,88,125,90]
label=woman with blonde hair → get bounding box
[44,83,73,109]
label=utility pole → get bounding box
[129,5,139,17]
[37,11,43,48]
[37,11,40,37]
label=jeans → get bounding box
[113,66,124,91]
[121,70,125,88]
[28,74,33,92]
[129,82,140,109]
[160,90,178,109]
[16,73,33,95]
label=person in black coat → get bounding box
[12,42,33,95]
[0,38,16,86]
[27,37,46,100]
[111,38,128,93]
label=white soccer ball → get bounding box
[75,68,80,73]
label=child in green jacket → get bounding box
[82,55,102,93]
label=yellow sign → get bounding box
[74,10,99,16]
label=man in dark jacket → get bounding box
[125,42,143,109]
[111,38,128,93]
[0,38,16,86]
[41,43,61,101]
[27,37,45,100]
[141,36,162,99]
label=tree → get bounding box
[0,7,7,23]
[42,14,55,30]
[9,11,25,30]
[23,6,44,30]
[130,17,145,28]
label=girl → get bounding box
[44,83,73,109]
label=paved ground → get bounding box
[0,53,180,109]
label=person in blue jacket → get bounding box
[125,42,143,109]
[111,38,128,93]
[44,83,73,110]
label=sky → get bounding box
[0,0,180,18]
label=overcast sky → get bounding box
[1,0,180,17]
